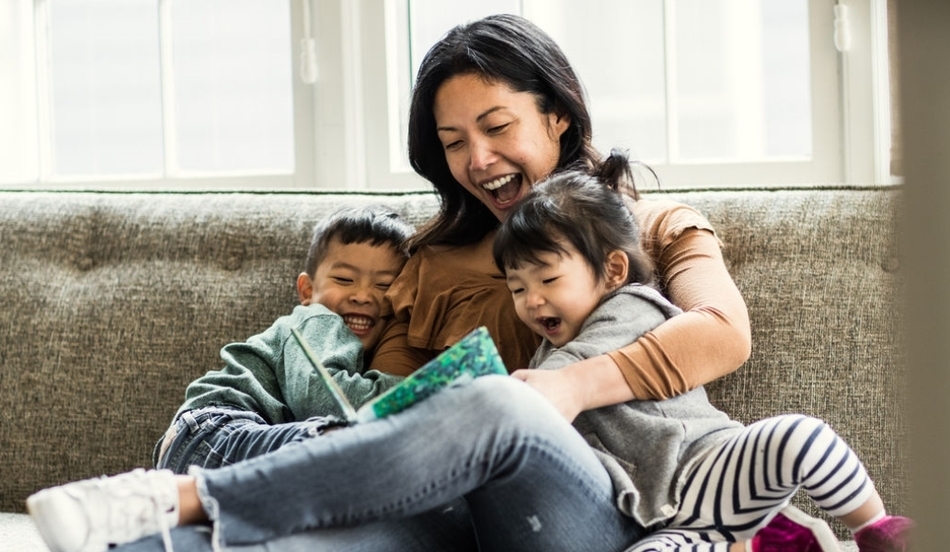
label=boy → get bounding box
[154,205,414,473]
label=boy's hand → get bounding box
[510,368,584,423]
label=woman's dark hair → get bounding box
[406,14,603,251]
[493,149,654,287]
[305,206,415,278]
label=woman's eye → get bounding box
[443,140,463,151]
[487,123,509,134]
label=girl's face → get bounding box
[433,73,570,221]
[504,241,608,348]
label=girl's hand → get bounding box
[511,368,585,422]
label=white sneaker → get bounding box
[26,468,179,552]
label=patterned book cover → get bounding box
[356,326,507,422]
[291,326,507,424]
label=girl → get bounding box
[491,151,913,552]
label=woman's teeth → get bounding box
[482,174,516,191]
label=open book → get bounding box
[291,326,507,424]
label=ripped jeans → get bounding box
[153,407,346,473]
[119,376,646,552]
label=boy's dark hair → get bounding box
[305,206,415,278]
[493,150,654,286]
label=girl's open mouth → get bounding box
[538,316,561,335]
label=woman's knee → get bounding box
[465,376,557,419]
[458,376,570,440]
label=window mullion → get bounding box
[290,0,316,188]
[33,0,53,180]
[157,0,177,177]
[662,0,678,165]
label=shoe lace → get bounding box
[95,469,176,552]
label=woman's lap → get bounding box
[145,376,644,552]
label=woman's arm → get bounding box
[513,287,678,421]
[609,222,751,400]
[517,208,751,419]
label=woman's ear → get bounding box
[296,272,314,305]
[547,110,572,141]
[604,250,629,290]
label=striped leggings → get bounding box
[626,414,874,552]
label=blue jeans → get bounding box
[123,376,646,552]
[154,408,346,473]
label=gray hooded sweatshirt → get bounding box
[529,284,744,528]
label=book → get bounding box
[290,326,507,424]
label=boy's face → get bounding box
[504,241,608,348]
[297,239,406,351]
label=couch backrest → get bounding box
[0,188,906,531]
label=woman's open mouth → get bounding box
[482,174,523,206]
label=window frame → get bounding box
[353,0,895,190]
[3,0,894,191]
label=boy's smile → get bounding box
[298,239,406,350]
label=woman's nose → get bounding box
[468,137,494,171]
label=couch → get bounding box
[0,186,905,551]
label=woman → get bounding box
[370,13,750,421]
[26,15,760,552]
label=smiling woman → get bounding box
[432,74,569,221]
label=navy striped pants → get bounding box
[626,414,873,552]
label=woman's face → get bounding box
[433,73,570,221]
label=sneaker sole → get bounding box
[778,504,843,552]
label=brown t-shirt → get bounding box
[370,198,751,400]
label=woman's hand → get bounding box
[511,368,585,423]
[511,355,639,423]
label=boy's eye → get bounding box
[331,276,353,284]
[375,282,392,290]
[509,287,525,295]
[542,276,559,285]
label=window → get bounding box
[1,0,300,188]
[386,0,893,188]
[1,0,892,190]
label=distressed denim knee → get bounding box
[458,375,570,441]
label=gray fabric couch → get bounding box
[0,187,904,551]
